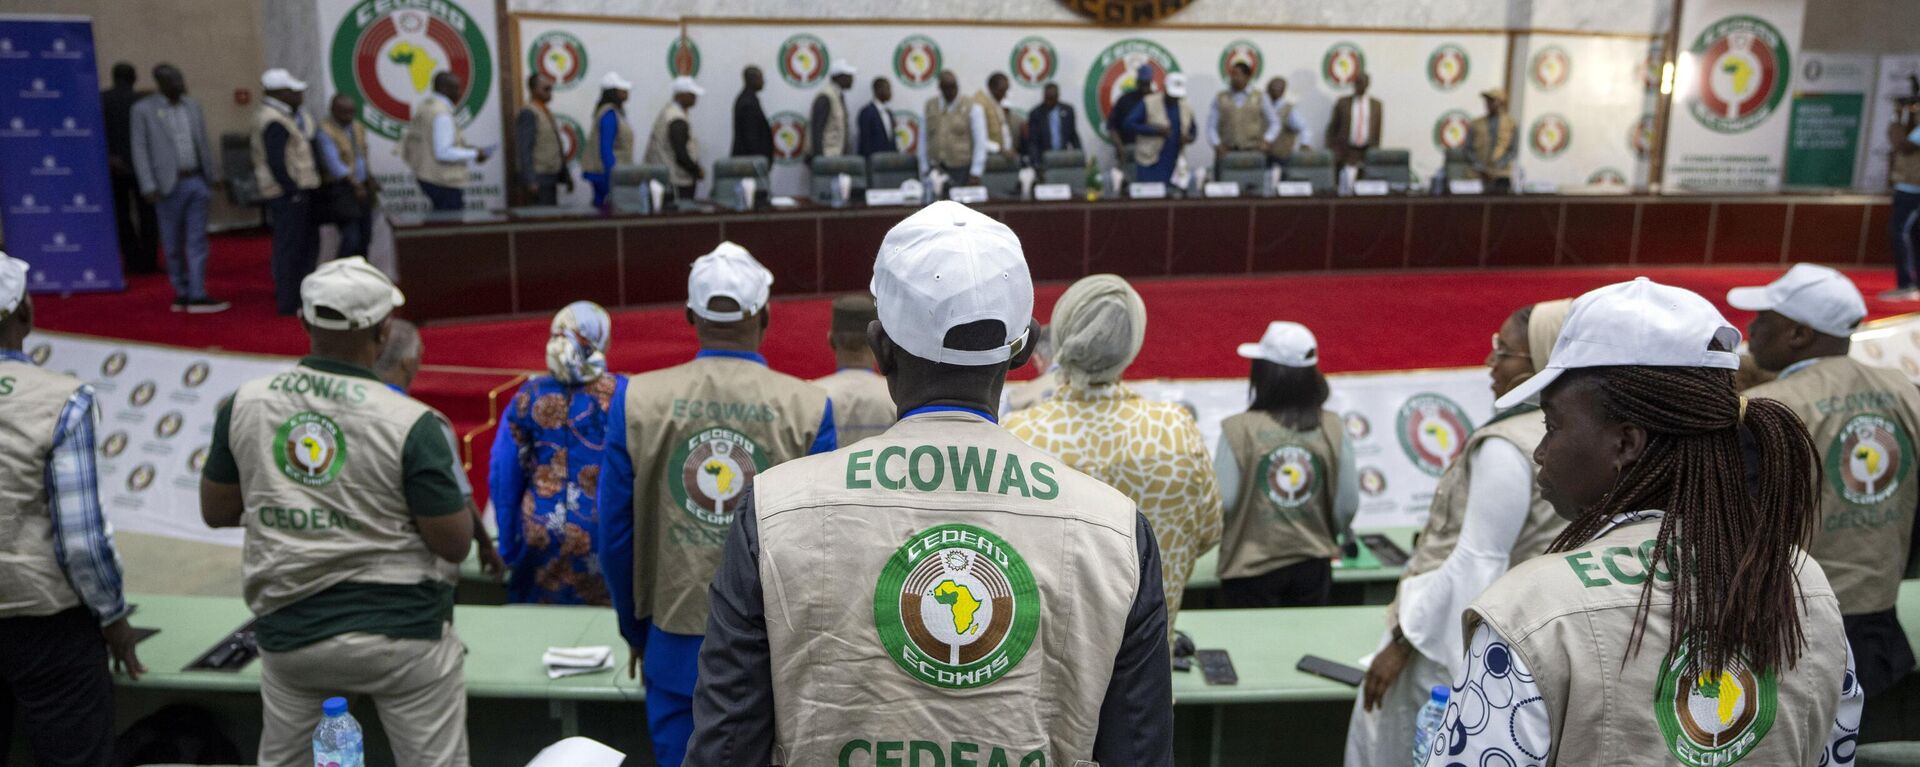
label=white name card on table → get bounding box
[1275,181,1315,197]
[1523,180,1558,194]
[865,188,909,206]
[1033,183,1073,201]
[1202,181,1242,198]
[1128,182,1168,199]
[950,185,990,204]
[1448,179,1485,195]
[1353,179,1390,196]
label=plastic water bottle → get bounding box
[1411,685,1450,767]
[313,696,365,767]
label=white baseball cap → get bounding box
[260,68,307,92]
[671,76,705,96]
[0,250,27,317]
[1495,277,1741,409]
[830,60,857,78]
[872,200,1034,366]
[1237,321,1318,367]
[600,71,633,91]
[301,256,404,331]
[687,242,773,322]
[1165,72,1189,98]
[1726,264,1866,338]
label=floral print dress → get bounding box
[488,373,622,605]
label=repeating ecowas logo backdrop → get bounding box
[778,33,831,87]
[527,30,587,91]
[330,0,492,139]
[1427,44,1470,91]
[1321,42,1365,89]
[1219,40,1262,81]
[1084,39,1179,141]
[894,34,942,89]
[1010,37,1058,88]
[1686,14,1791,133]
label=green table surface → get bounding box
[1186,527,1418,592]
[119,594,639,702]
[1170,606,1385,705]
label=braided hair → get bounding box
[1544,363,1819,677]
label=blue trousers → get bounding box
[417,180,464,211]
[266,193,317,315]
[645,684,693,767]
[1891,190,1920,289]
[154,174,210,301]
[585,173,610,208]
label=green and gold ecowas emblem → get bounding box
[669,427,768,526]
[1083,38,1180,141]
[276,411,347,488]
[1396,393,1472,477]
[1654,645,1778,766]
[1259,445,1321,508]
[1010,36,1057,88]
[1686,15,1791,134]
[331,0,493,139]
[1828,414,1912,505]
[893,34,942,89]
[875,523,1039,690]
[527,30,588,91]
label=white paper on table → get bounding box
[865,188,908,206]
[543,646,612,667]
[769,196,800,208]
[1033,183,1073,201]
[1448,179,1485,195]
[949,185,990,204]
[525,737,626,767]
[1203,181,1242,198]
[1128,181,1168,199]
[1275,180,1314,197]
[1353,179,1390,196]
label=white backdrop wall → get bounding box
[1506,33,1661,188]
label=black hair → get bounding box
[595,87,624,112]
[988,73,1009,88]
[1231,61,1253,76]
[527,72,549,90]
[112,62,136,85]
[1248,359,1329,431]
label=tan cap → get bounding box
[1481,87,1507,102]
[301,257,405,331]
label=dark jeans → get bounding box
[0,608,114,767]
[1220,557,1333,608]
[1891,189,1920,289]
[1845,608,1915,699]
[110,169,158,273]
[417,180,464,211]
[529,172,563,206]
[267,193,318,315]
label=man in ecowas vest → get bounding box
[252,68,321,316]
[1732,264,1920,699]
[597,242,836,767]
[0,250,147,767]
[401,71,490,211]
[813,294,897,445]
[200,257,476,767]
[685,201,1174,766]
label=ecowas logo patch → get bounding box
[330,0,492,139]
[275,411,347,488]
[1396,393,1472,477]
[1259,445,1321,508]
[1084,38,1179,140]
[1686,15,1791,134]
[893,34,942,89]
[777,34,830,87]
[527,31,588,91]
[874,523,1038,690]
[1828,414,1912,505]
[1427,44,1470,91]
[1010,36,1058,88]
[668,427,768,526]
[1654,646,1778,766]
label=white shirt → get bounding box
[874,101,893,144]
[1350,96,1372,147]
[1213,428,1360,534]
[916,96,989,178]
[430,93,478,164]
[1266,98,1311,147]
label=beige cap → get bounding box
[301,257,405,331]
[1481,87,1507,103]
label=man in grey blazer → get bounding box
[131,64,227,313]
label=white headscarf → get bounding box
[545,301,611,385]
[1050,274,1147,387]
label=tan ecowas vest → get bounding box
[753,411,1139,767]
[315,118,368,183]
[813,367,896,446]
[1894,135,1920,187]
[402,95,469,188]
[816,83,850,158]
[227,362,459,618]
[1268,102,1299,161]
[644,101,700,188]
[0,362,85,618]
[1469,113,1517,179]
[1747,355,1920,614]
[971,90,1011,158]
[1132,93,1194,168]
[1214,90,1265,152]
[925,96,973,170]
[619,356,824,634]
[1469,517,1847,767]
[581,102,634,174]
[251,105,320,199]
[1402,407,1563,580]
[1217,409,1345,579]
[525,105,565,175]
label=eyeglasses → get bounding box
[1491,333,1531,360]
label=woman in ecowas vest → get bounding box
[581,71,634,208]
[1213,321,1355,607]
[1421,278,1859,767]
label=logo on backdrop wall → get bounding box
[155,411,184,440]
[1396,393,1473,477]
[101,351,127,378]
[874,523,1039,690]
[769,111,808,164]
[1218,40,1263,82]
[893,35,942,89]
[188,447,209,474]
[331,0,493,140]
[778,34,831,88]
[129,381,157,408]
[1010,37,1058,88]
[1343,412,1372,440]
[1531,45,1571,90]
[669,428,768,526]
[1630,113,1655,159]
[1686,15,1791,134]
[101,431,128,459]
[666,33,701,78]
[1084,38,1179,141]
[1321,42,1366,89]
[1058,0,1195,24]
[1588,167,1629,186]
[1432,110,1472,151]
[1529,114,1572,158]
[1359,467,1388,497]
[891,110,922,154]
[527,31,588,91]
[183,361,210,388]
[1654,644,1778,766]
[554,114,584,163]
[126,463,156,493]
[1427,44,1471,91]
[1829,414,1912,506]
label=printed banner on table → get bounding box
[1661,0,1807,193]
[312,0,506,214]
[1785,52,1874,188]
[0,16,124,293]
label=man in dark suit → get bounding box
[731,65,773,164]
[1026,82,1080,167]
[1326,71,1382,168]
[855,77,900,159]
[101,62,157,274]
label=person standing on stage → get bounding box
[131,63,226,313]
[731,66,774,166]
[1026,82,1081,168]
[809,61,856,162]
[1465,87,1517,193]
[1125,72,1195,186]
[811,295,895,446]
[252,68,321,317]
[1209,61,1269,159]
[646,77,707,202]
[514,73,572,206]
[1884,98,1920,302]
[1328,71,1382,169]
[402,71,489,212]
[685,200,1173,766]
[920,70,974,182]
[581,71,635,209]
[316,93,379,260]
[103,62,158,275]
[200,257,475,767]
[855,77,900,159]
[1263,76,1308,169]
[1106,65,1153,169]
[597,243,834,767]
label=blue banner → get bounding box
[0,16,123,293]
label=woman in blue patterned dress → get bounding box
[488,301,620,605]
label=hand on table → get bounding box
[103,617,148,681]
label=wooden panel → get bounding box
[1406,202,1483,269]
[999,207,1087,283]
[1250,203,1329,272]
[1708,203,1788,264]
[512,227,620,315]
[1171,204,1253,276]
[1329,203,1407,270]
[724,218,820,295]
[1789,203,1870,265]
[1484,202,1559,267]
[622,221,723,307]
[1088,206,1170,277]
[819,213,900,293]
[1635,203,1711,264]
[1865,202,1893,268]
[1559,202,1634,266]
[395,231,512,321]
